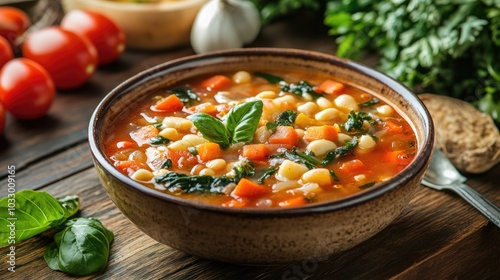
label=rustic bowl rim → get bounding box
[88,47,434,217]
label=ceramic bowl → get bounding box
[61,0,207,50]
[88,48,434,264]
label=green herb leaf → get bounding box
[329,170,340,182]
[224,100,263,144]
[150,136,170,145]
[253,72,284,84]
[155,161,255,194]
[280,80,323,100]
[162,159,173,169]
[188,147,198,156]
[344,111,372,132]
[171,87,200,104]
[188,113,231,148]
[257,166,279,184]
[359,98,380,108]
[0,190,79,247]
[44,217,114,276]
[359,181,376,190]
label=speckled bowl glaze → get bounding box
[89,48,434,264]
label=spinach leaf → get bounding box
[155,172,232,194]
[155,161,255,194]
[224,100,263,143]
[359,181,376,190]
[188,113,231,148]
[266,110,298,132]
[253,72,284,84]
[171,87,199,104]
[0,190,79,247]
[270,137,359,169]
[150,135,170,145]
[44,217,114,276]
[344,111,372,132]
[280,80,323,100]
[257,166,279,184]
[359,98,380,108]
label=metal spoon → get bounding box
[422,146,500,228]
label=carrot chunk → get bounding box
[232,178,267,198]
[268,126,299,148]
[303,125,338,142]
[200,75,231,91]
[153,94,184,112]
[318,79,345,94]
[188,102,218,116]
[241,144,271,161]
[278,196,308,207]
[197,142,222,162]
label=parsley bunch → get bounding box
[251,0,500,122]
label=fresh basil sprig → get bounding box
[188,100,263,148]
[44,218,114,276]
[0,190,79,247]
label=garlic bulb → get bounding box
[190,0,261,54]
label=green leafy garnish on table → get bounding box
[44,218,114,276]
[0,190,79,246]
[0,190,113,276]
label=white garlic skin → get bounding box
[190,0,261,54]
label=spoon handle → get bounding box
[451,183,500,228]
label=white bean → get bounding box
[316,97,334,110]
[232,71,251,84]
[182,134,208,146]
[256,90,277,99]
[297,102,320,117]
[159,128,180,140]
[376,105,394,116]
[301,168,332,185]
[334,94,359,111]
[199,168,215,176]
[276,160,309,181]
[131,169,154,182]
[315,108,341,121]
[206,159,227,170]
[306,140,337,156]
[162,117,193,132]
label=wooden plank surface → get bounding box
[1,6,499,279]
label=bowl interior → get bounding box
[89,48,434,214]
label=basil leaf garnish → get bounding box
[189,101,263,148]
[188,113,231,148]
[0,190,79,246]
[224,100,263,143]
[44,217,114,276]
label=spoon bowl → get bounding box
[422,146,500,228]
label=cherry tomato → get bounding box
[61,10,126,65]
[22,26,98,89]
[0,101,5,134]
[0,58,55,119]
[0,36,13,68]
[0,7,31,50]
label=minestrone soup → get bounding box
[104,70,417,208]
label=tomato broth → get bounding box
[104,70,417,208]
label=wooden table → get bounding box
[1,9,499,280]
